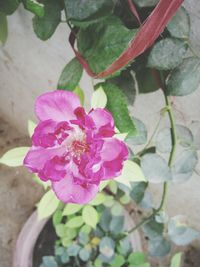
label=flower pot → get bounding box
[13,209,143,267]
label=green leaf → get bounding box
[128,252,145,265]
[67,244,81,256]
[82,205,99,228]
[91,86,107,108]
[109,180,118,194]
[148,237,171,257]
[167,7,190,39]
[28,119,36,137]
[99,208,112,232]
[170,253,182,267]
[99,180,109,191]
[57,58,83,91]
[156,125,194,153]
[143,219,164,240]
[108,70,136,105]
[115,160,146,188]
[168,215,200,246]
[130,182,148,204]
[32,0,61,40]
[171,150,198,183]
[118,238,131,257]
[110,216,124,234]
[64,0,114,21]
[0,12,7,45]
[190,120,200,150]
[102,83,136,136]
[65,216,84,228]
[99,237,115,258]
[74,86,84,106]
[133,0,158,7]
[0,0,19,15]
[53,210,62,226]
[89,193,106,206]
[63,203,82,216]
[40,256,58,267]
[37,190,60,220]
[32,174,50,190]
[110,254,125,267]
[136,67,159,94]
[126,118,147,147]
[79,248,91,262]
[166,57,200,96]
[141,154,172,183]
[148,38,187,70]
[23,0,45,17]
[111,202,123,216]
[0,147,29,167]
[77,16,136,74]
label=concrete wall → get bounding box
[0,1,200,242]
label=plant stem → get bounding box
[126,74,177,236]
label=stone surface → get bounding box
[0,118,43,267]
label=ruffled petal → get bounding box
[23,146,64,173]
[35,91,81,122]
[52,176,99,204]
[89,108,115,137]
[100,138,128,179]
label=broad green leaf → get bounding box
[156,125,194,153]
[40,256,58,267]
[62,203,82,216]
[37,190,60,220]
[168,215,200,246]
[110,254,125,267]
[89,193,106,206]
[99,237,115,258]
[114,133,128,141]
[102,83,136,136]
[143,219,164,240]
[166,57,200,96]
[148,237,171,257]
[148,38,187,70]
[0,12,7,45]
[172,150,198,183]
[82,205,99,228]
[116,160,146,188]
[111,202,123,216]
[108,70,136,105]
[65,216,84,228]
[53,210,62,226]
[28,119,36,137]
[78,232,89,245]
[128,252,145,265]
[170,253,182,267]
[136,67,159,94]
[67,244,81,256]
[99,208,112,232]
[23,0,45,17]
[0,147,29,167]
[130,182,148,204]
[0,0,19,15]
[139,191,153,210]
[57,58,83,91]
[33,0,61,40]
[77,16,136,74]
[91,87,107,108]
[133,0,158,7]
[118,238,131,256]
[126,118,147,147]
[64,0,114,21]
[110,216,124,234]
[141,154,172,183]
[79,248,90,262]
[190,120,200,150]
[74,86,84,106]
[167,7,190,39]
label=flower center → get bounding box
[72,140,89,156]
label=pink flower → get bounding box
[24,91,128,204]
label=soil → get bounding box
[0,117,43,267]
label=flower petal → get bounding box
[89,108,115,137]
[23,146,64,173]
[52,176,99,204]
[100,138,128,179]
[35,91,81,122]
